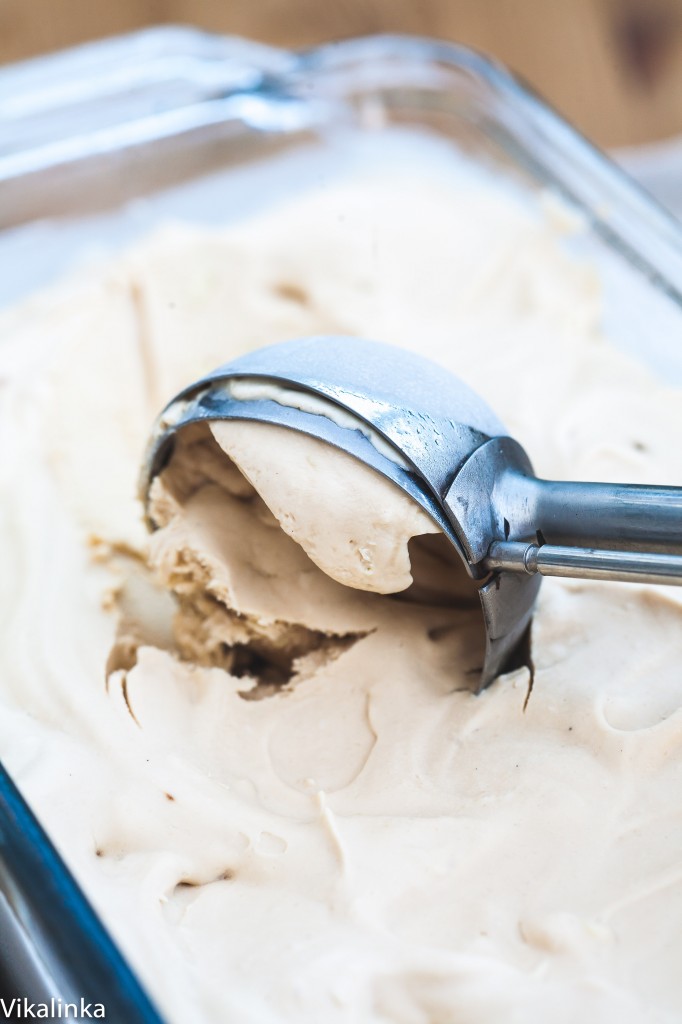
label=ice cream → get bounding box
[1,174,682,1024]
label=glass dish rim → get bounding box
[3,27,682,306]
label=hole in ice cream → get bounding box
[232,631,368,698]
[272,281,310,306]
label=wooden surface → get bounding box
[2,0,682,146]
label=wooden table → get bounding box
[2,0,682,146]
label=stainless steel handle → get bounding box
[486,540,682,585]
[527,478,682,551]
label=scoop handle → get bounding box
[486,541,682,586]
[525,478,682,551]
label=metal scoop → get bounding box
[142,336,682,688]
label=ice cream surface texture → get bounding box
[1,174,682,1024]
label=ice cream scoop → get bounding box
[142,336,682,687]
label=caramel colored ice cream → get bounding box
[1,175,682,1024]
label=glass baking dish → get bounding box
[1,26,682,1022]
